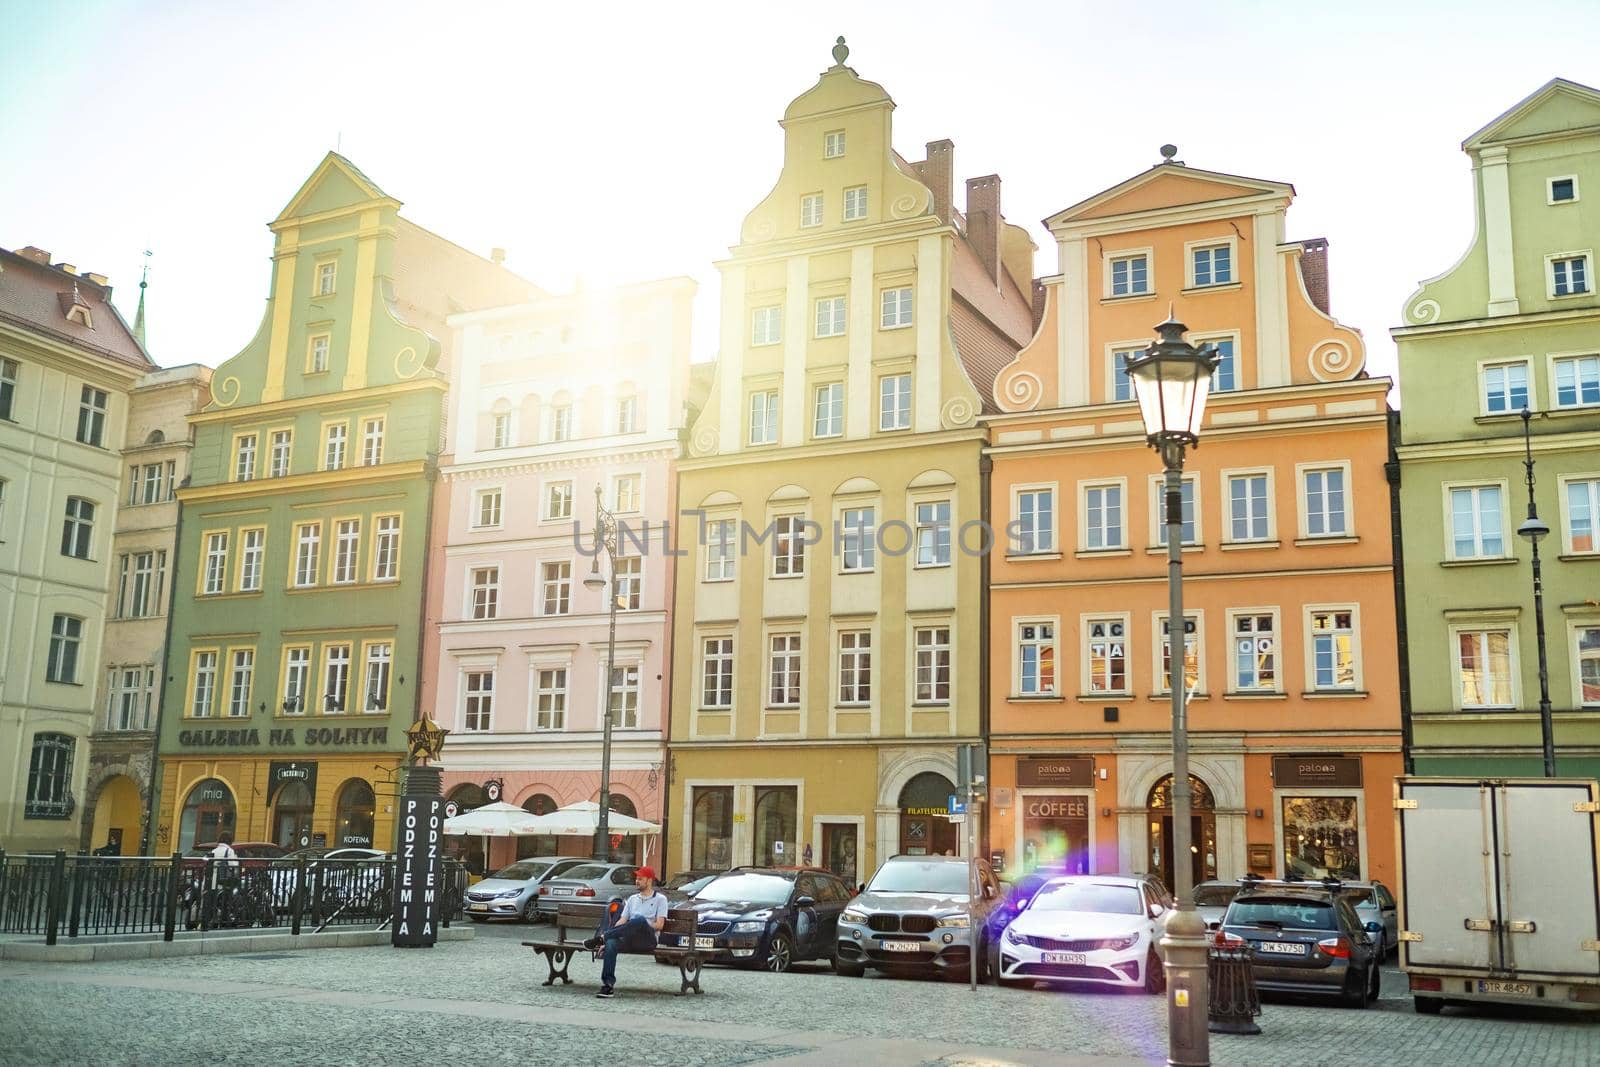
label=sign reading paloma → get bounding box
[176,726,390,747]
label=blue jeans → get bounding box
[598,915,657,987]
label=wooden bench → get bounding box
[522,901,708,995]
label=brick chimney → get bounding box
[966,174,1003,286]
[1300,238,1330,314]
[15,246,52,265]
[918,139,954,223]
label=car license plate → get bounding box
[881,940,922,952]
[467,903,488,912]
[552,888,573,896]
[1259,941,1307,955]
[694,936,715,949]
[1479,980,1534,996]
[1042,951,1086,965]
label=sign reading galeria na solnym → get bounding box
[392,796,444,947]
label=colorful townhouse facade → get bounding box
[667,43,1037,884]
[0,246,156,853]
[986,156,1403,890]
[427,277,699,870]
[1394,78,1600,778]
[153,154,534,854]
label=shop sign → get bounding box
[1016,756,1094,788]
[266,760,318,805]
[177,726,391,748]
[1273,756,1363,788]
[902,806,947,817]
[392,795,444,948]
[1022,796,1089,820]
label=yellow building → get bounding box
[668,42,1035,883]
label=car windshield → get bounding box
[1338,887,1375,907]
[679,875,717,896]
[1193,885,1238,907]
[866,861,968,896]
[557,865,610,881]
[695,873,793,905]
[1230,898,1337,930]
[494,861,552,881]
[1030,882,1143,915]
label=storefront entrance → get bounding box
[272,781,315,849]
[819,822,859,886]
[1147,774,1217,894]
[898,772,957,857]
[1018,793,1091,873]
[334,779,376,848]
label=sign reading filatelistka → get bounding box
[392,796,444,948]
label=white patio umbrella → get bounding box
[443,801,544,875]
[523,801,662,864]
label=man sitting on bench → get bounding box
[583,866,668,999]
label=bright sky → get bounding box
[2,1,1596,385]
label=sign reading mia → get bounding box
[392,795,443,948]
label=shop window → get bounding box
[1019,793,1090,874]
[897,772,957,857]
[179,777,236,851]
[753,785,797,866]
[1281,796,1361,880]
[335,779,376,848]
[690,786,733,870]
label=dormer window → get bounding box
[824,130,846,159]
[66,304,93,328]
[1549,176,1579,204]
[316,262,337,296]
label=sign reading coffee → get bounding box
[1273,756,1363,788]
[1016,756,1094,788]
[1019,793,1091,874]
[392,795,444,948]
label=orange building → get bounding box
[983,155,1402,894]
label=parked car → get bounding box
[674,867,851,972]
[533,862,640,919]
[1193,881,1241,929]
[661,868,722,904]
[1336,881,1399,959]
[992,874,1172,994]
[1216,881,1382,1008]
[835,855,1002,979]
[465,857,591,922]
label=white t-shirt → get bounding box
[620,890,669,937]
[210,842,239,886]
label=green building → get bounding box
[1394,79,1600,778]
[154,154,533,852]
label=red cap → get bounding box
[636,866,658,881]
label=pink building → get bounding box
[429,277,699,872]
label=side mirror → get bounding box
[1149,903,1166,919]
[1364,920,1382,934]
[795,895,816,907]
[982,884,996,899]
[1206,921,1221,932]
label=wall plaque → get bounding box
[1273,756,1363,789]
[1016,756,1094,788]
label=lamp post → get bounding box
[1126,314,1219,1067]
[583,485,622,860]
[1517,408,1556,777]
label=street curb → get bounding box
[0,924,473,963]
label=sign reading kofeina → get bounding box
[392,795,443,948]
[1273,756,1363,788]
[1016,756,1095,788]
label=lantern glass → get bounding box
[1125,318,1218,443]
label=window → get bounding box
[915,501,951,566]
[269,430,292,478]
[372,515,400,580]
[1483,361,1530,414]
[1282,797,1361,881]
[470,566,500,620]
[227,649,254,717]
[1554,355,1600,408]
[615,556,642,610]
[1577,625,1600,706]
[705,519,735,581]
[1110,253,1150,297]
[106,666,155,731]
[1192,244,1233,287]
[1551,254,1590,296]
[1155,478,1198,546]
[840,507,875,571]
[475,488,503,528]
[61,496,94,559]
[316,261,336,296]
[1158,615,1201,693]
[492,412,512,449]
[838,631,872,704]
[702,637,734,708]
[25,734,74,820]
[814,383,843,438]
[323,645,351,713]
[769,635,801,707]
[1303,468,1348,537]
[1231,612,1277,691]
[46,614,83,683]
[202,532,228,594]
[190,650,218,716]
[332,519,360,584]
[1084,618,1127,693]
[550,404,572,442]
[463,671,494,731]
[801,193,824,228]
[283,647,310,714]
[361,418,384,466]
[536,668,567,730]
[1111,346,1140,402]
[748,390,778,445]
[613,474,640,513]
[879,374,911,431]
[1568,478,1600,553]
[1456,629,1513,707]
[0,357,16,420]
[751,306,782,346]
[239,529,264,592]
[309,334,330,374]
[234,434,257,481]
[133,461,166,504]
[773,515,806,576]
[815,296,846,338]
[323,423,347,470]
[1083,483,1123,550]
[617,395,639,433]
[545,481,573,520]
[1018,622,1056,696]
[76,385,108,447]
[843,186,868,221]
[1209,337,1238,393]
[824,130,845,158]
[127,550,163,617]
[363,643,391,712]
[540,561,571,615]
[1310,609,1357,691]
[1013,488,1054,554]
[1449,485,1505,558]
[914,626,951,704]
[1227,473,1271,541]
[880,287,913,329]
[294,522,321,587]
[607,664,641,727]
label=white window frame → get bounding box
[293,522,320,588]
[1305,605,1362,693]
[768,633,802,708]
[462,669,495,732]
[613,473,642,514]
[1148,474,1201,548]
[190,650,218,717]
[473,487,504,530]
[227,649,254,718]
[824,129,845,158]
[362,641,392,713]
[202,532,228,595]
[1011,484,1057,556]
[491,411,513,449]
[1107,342,1145,403]
[540,560,572,616]
[1104,248,1153,298]
[323,422,347,471]
[1153,611,1205,696]
[836,630,872,705]
[1185,237,1237,289]
[543,480,575,522]
[616,395,639,434]
[914,499,951,567]
[331,518,360,585]
[1443,481,1510,561]
[814,296,847,338]
[1079,479,1126,552]
[1570,620,1600,708]
[878,373,911,431]
[1559,473,1600,555]
[751,306,782,347]
[1222,467,1275,544]
[1547,250,1592,299]
[269,430,292,478]
[238,528,264,592]
[360,417,384,466]
[1015,618,1059,697]
[701,636,734,710]
[704,519,736,582]
[1227,608,1280,693]
[1297,462,1352,540]
[316,260,337,297]
[77,386,108,447]
[234,434,257,482]
[469,566,500,620]
[880,287,913,329]
[308,334,331,374]
[1549,175,1580,205]
[322,644,351,714]
[1478,357,1532,417]
[549,403,573,442]
[748,390,779,445]
[913,625,952,705]
[614,556,643,610]
[1449,621,1519,710]
[372,515,400,581]
[839,506,876,573]
[813,382,844,438]
[603,661,641,729]
[842,185,868,221]
[282,646,311,715]
[1081,614,1130,696]
[800,193,824,229]
[1194,331,1240,394]
[772,514,806,577]
[1549,351,1600,410]
[534,666,568,731]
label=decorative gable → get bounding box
[1048,163,1292,228]
[1463,77,1600,151]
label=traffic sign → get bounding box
[947,794,966,815]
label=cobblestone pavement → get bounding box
[0,921,1594,1066]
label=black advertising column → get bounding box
[394,715,450,949]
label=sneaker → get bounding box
[583,936,604,950]
[595,986,615,999]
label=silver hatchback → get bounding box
[464,856,591,922]
[533,862,641,918]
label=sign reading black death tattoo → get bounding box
[391,796,444,948]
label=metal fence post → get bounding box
[0,848,8,932]
[45,850,67,946]
[163,852,181,942]
[291,856,307,936]
[68,850,88,939]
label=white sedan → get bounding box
[992,875,1171,994]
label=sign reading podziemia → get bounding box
[392,796,443,948]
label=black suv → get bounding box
[1217,879,1383,1008]
[835,855,1003,979]
[674,867,851,972]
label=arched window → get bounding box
[897,771,957,857]
[752,786,796,867]
[335,779,376,847]
[25,732,75,819]
[1146,775,1215,810]
[522,793,557,816]
[690,787,732,870]
[447,782,486,812]
[180,777,235,851]
[144,430,165,445]
[517,792,560,859]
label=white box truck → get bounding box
[1395,776,1600,1013]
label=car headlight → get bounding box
[1094,935,1138,952]
[840,908,867,924]
[1005,926,1024,945]
[731,920,766,933]
[935,914,970,928]
[495,889,522,899]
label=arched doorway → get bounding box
[91,774,142,855]
[898,772,957,857]
[607,794,641,864]
[335,779,376,848]
[179,778,236,851]
[517,793,559,860]
[1146,774,1218,894]
[272,780,315,849]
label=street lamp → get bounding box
[1125,313,1219,1067]
[583,485,622,861]
[1517,408,1556,777]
